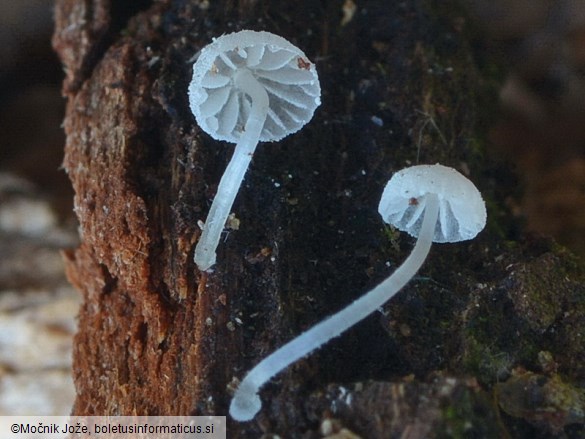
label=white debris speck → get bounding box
[226,213,240,230]
[341,0,357,26]
[371,115,383,126]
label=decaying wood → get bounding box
[53,0,585,437]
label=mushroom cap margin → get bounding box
[378,164,487,243]
[188,30,321,144]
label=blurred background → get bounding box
[0,0,78,415]
[1,0,585,416]
[469,0,585,256]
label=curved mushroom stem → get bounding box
[194,70,269,271]
[229,193,440,421]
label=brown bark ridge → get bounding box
[53,0,585,437]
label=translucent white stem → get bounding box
[194,70,269,271]
[229,193,440,421]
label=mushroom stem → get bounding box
[229,193,440,421]
[194,70,269,271]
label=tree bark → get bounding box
[53,0,585,437]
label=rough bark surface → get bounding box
[53,0,585,437]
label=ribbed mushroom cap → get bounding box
[189,30,321,143]
[378,164,486,243]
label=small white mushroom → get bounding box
[378,164,486,243]
[189,30,321,271]
[229,163,486,421]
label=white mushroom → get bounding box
[189,30,321,271]
[378,164,487,243]
[229,163,486,422]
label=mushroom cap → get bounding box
[188,30,321,143]
[378,164,486,243]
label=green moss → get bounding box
[458,241,585,394]
[436,383,503,438]
[496,370,585,430]
[462,337,514,385]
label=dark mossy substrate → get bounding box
[54,0,585,437]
